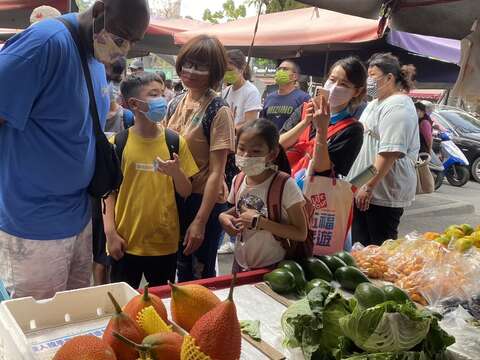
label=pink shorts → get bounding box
[0,222,92,300]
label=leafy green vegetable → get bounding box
[240,320,261,341]
[281,283,354,360]
[339,301,454,354]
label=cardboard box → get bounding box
[0,283,138,360]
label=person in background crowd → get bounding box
[157,70,175,103]
[165,35,235,281]
[105,57,135,132]
[92,57,135,286]
[174,81,185,95]
[222,49,262,130]
[104,73,198,288]
[218,49,262,255]
[261,60,310,130]
[129,58,144,74]
[219,119,307,271]
[30,5,61,24]
[348,53,419,246]
[415,102,433,154]
[164,79,175,102]
[280,57,367,180]
[0,0,150,299]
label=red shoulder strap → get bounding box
[233,172,246,208]
[327,118,356,140]
[267,171,290,224]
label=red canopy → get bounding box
[174,7,379,58]
[147,17,209,36]
[0,0,70,28]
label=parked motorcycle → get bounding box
[433,132,470,187]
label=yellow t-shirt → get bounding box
[110,127,199,256]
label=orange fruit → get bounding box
[53,335,116,360]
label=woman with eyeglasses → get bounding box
[347,53,419,247]
[165,35,235,281]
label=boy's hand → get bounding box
[106,231,126,261]
[155,153,181,177]
[238,208,261,229]
[219,213,243,237]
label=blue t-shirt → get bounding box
[0,14,109,240]
[262,89,310,129]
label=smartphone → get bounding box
[315,86,329,98]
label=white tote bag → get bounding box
[304,175,355,256]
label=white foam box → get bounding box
[0,283,138,360]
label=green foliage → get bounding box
[203,0,247,24]
[247,0,308,14]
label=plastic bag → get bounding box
[351,243,388,279]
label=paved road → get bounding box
[218,180,480,275]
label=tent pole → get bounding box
[323,46,330,80]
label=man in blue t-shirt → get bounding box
[0,0,150,300]
[261,60,311,129]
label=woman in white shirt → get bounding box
[348,53,419,246]
[222,49,262,131]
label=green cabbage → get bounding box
[339,302,433,353]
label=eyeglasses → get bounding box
[183,60,210,73]
[277,66,295,73]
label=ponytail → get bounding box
[400,65,416,93]
[275,146,292,175]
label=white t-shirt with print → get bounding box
[222,81,262,124]
[228,173,305,270]
[347,94,420,208]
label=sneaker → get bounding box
[218,241,234,254]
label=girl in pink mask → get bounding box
[219,119,308,271]
[280,57,367,180]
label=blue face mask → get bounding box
[141,97,168,123]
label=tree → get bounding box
[150,0,182,18]
[203,0,247,24]
[248,0,307,14]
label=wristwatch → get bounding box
[251,214,264,230]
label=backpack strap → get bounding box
[267,171,291,226]
[233,172,247,208]
[164,128,180,160]
[201,96,229,145]
[166,93,186,121]
[327,118,356,140]
[114,129,129,166]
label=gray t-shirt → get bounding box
[347,94,420,208]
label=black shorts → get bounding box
[92,198,111,266]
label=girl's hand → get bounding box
[356,186,373,211]
[219,213,243,237]
[238,209,261,229]
[155,154,181,177]
[312,95,331,132]
[106,231,126,261]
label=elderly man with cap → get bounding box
[129,58,144,74]
[0,0,150,299]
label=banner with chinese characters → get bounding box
[304,176,354,255]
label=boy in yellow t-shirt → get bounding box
[103,73,198,288]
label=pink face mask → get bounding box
[323,79,355,108]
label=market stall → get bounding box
[2,223,480,360]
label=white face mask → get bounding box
[235,155,269,177]
[323,79,355,108]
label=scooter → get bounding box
[433,132,470,187]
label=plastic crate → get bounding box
[0,283,138,360]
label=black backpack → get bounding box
[167,93,239,189]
